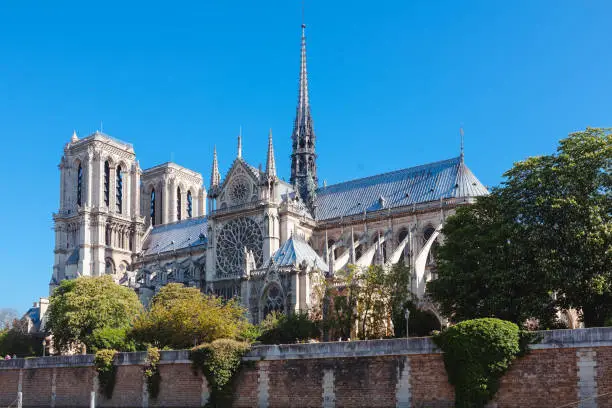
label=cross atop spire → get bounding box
[290,22,318,208]
[266,128,276,177]
[210,146,220,189]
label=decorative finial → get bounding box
[266,128,277,177]
[71,130,78,143]
[210,146,220,188]
[237,129,242,159]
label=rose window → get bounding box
[229,181,249,205]
[216,217,263,276]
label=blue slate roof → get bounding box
[266,236,328,270]
[314,157,488,220]
[143,216,208,256]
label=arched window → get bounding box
[150,189,156,226]
[263,284,284,319]
[187,190,193,218]
[105,259,114,275]
[105,225,111,246]
[116,166,123,213]
[77,164,83,206]
[177,187,182,221]
[104,161,110,206]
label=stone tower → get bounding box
[51,131,146,293]
[290,24,318,208]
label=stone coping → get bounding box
[0,327,610,370]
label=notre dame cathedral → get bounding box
[51,24,488,324]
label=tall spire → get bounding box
[210,146,220,189]
[459,126,465,162]
[290,22,318,208]
[266,128,276,177]
[237,128,242,159]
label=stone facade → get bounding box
[1,327,611,407]
[50,24,489,320]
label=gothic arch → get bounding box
[260,282,286,320]
[104,258,115,275]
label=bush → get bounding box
[258,312,319,344]
[190,339,250,406]
[94,349,117,399]
[0,329,43,357]
[88,326,135,353]
[433,318,523,408]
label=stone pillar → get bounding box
[162,176,170,224]
[169,178,177,222]
[123,167,131,217]
[132,165,141,218]
[199,188,206,216]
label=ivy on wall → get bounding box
[94,349,117,399]
[144,347,161,399]
[190,339,250,407]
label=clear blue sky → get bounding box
[1,1,611,313]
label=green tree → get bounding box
[47,276,143,353]
[257,311,318,344]
[130,283,248,349]
[428,128,611,327]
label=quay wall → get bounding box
[0,327,611,407]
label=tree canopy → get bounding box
[46,276,143,352]
[131,283,249,349]
[428,128,611,327]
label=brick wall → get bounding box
[0,327,610,408]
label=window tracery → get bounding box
[187,190,193,218]
[263,284,284,318]
[215,217,263,276]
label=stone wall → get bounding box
[0,327,610,408]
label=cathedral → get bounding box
[51,24,488,324]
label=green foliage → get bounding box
[47,276,143,353]
[0,328,43,357]
[237,323,263,344]
[144,347,161,399]
[88,326,136,353]
[257,312,318,345]
[94,349,117,399]
[392,301,441,338]
[316,264,413,340]
[190,339,250,407]
[434,318,523,408]
[131,284,249,349]
[428,129,612,327]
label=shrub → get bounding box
[88,326,135,353]
[94,349,117,399]
[144,347,161,399]
[433,318,523,408]
[190,339,250,406]
[258,312,319,344]
[0,329,43,357]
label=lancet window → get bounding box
[76,164,83,206]
[116,165,123,214]
[187,190,193,218]
[104,161,110,206]
[150,189,156,226]
[177,187,182,221]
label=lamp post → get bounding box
[404,309,410,338]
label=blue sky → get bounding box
[1,1,611,313]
